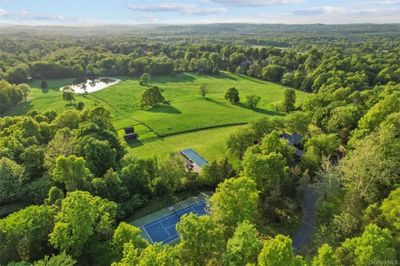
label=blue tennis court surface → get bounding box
[181,148,208,167]
[142,200,207,244]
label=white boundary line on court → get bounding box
[141,225,154,244]
[160,220,171,237]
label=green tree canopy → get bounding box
[49,191,117,258]
[225,87,240,103]
[113,242,180,266]
[302,133,340,171]
[223,220,262,266]
[83,138,117,177]
[282,88,296,113]
[0,157,24,204]
[61,86,75,103]
[339,224,396,266]
[140,86,165,109]
[112,222,148,261]
[0,205,56,263]
[262,65,286,82]
[312,244,340,266]
[226,127,255,159]
[139,73,151,85]
[246,94,261,109]
[258,235,305,266]
[210,176,259,234]
[176,213,224,265]
[33,252,76,266]
[52,155,92,192]
[199,83,208,98]
[242,150,287,194]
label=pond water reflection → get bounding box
[61,77,120,94]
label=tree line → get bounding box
[1,36,399,96]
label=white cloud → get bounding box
[207,0,303,6]
[129,2,195,12]
[366,0,400,4]
[128,2,226,15]
[19,11,65,21]
[0,8,8,16]
[292,6,342,16]
[292,5,400,18]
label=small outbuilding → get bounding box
[180,148,208,172]
[124,126,138,141]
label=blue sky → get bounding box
[0,0,399,25]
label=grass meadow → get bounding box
[9,72,310,160]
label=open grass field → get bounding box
[8,72,310,160]
[126,124,247,161]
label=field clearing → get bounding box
[8,72,310,160]
[124,124,247,161]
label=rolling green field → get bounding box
[126,124,247,162]
[9,72,310,160]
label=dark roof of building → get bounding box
[295,148,304,157]
[280,133,303,146]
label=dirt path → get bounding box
[292,185,319,253]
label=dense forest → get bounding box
[0,24,399,265]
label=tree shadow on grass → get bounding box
[204,97,232,107]
[126,138,144,148]
[148,104,182,114]
[212,72,239,81]
[237,103,284,116]
[4,101,34,116]
[155,73,197,84]
[235,74,270,85]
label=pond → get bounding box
[60,77,121,94]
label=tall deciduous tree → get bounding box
[17,83,31,102]
[112,222,148,261]
[302,133,340,171]
[113,242,180,266]
[140,86,165,109]
[339,224,396,266]
[50,191,117,258]
[246,94,261,109]
[139,73,151,85]
[33,252,76,266]
[199,83,208,98]
[62,86,75,104]
[52,155,92,192]
[0,157,24,203]
[312,244,340,266]
[258,235,305,266]
[223,221,262,266]
[210,176,259,234]
[242,150,287,194]
[226,128,255,159]
[225,87,240,104]
[0,205,56,263]
[83,138,117,177]
[176,214,224,265]
[282,88,296,113]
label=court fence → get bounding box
[129,192,212,241]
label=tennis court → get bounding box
[142,200,207,243]
[134,198,208,244]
